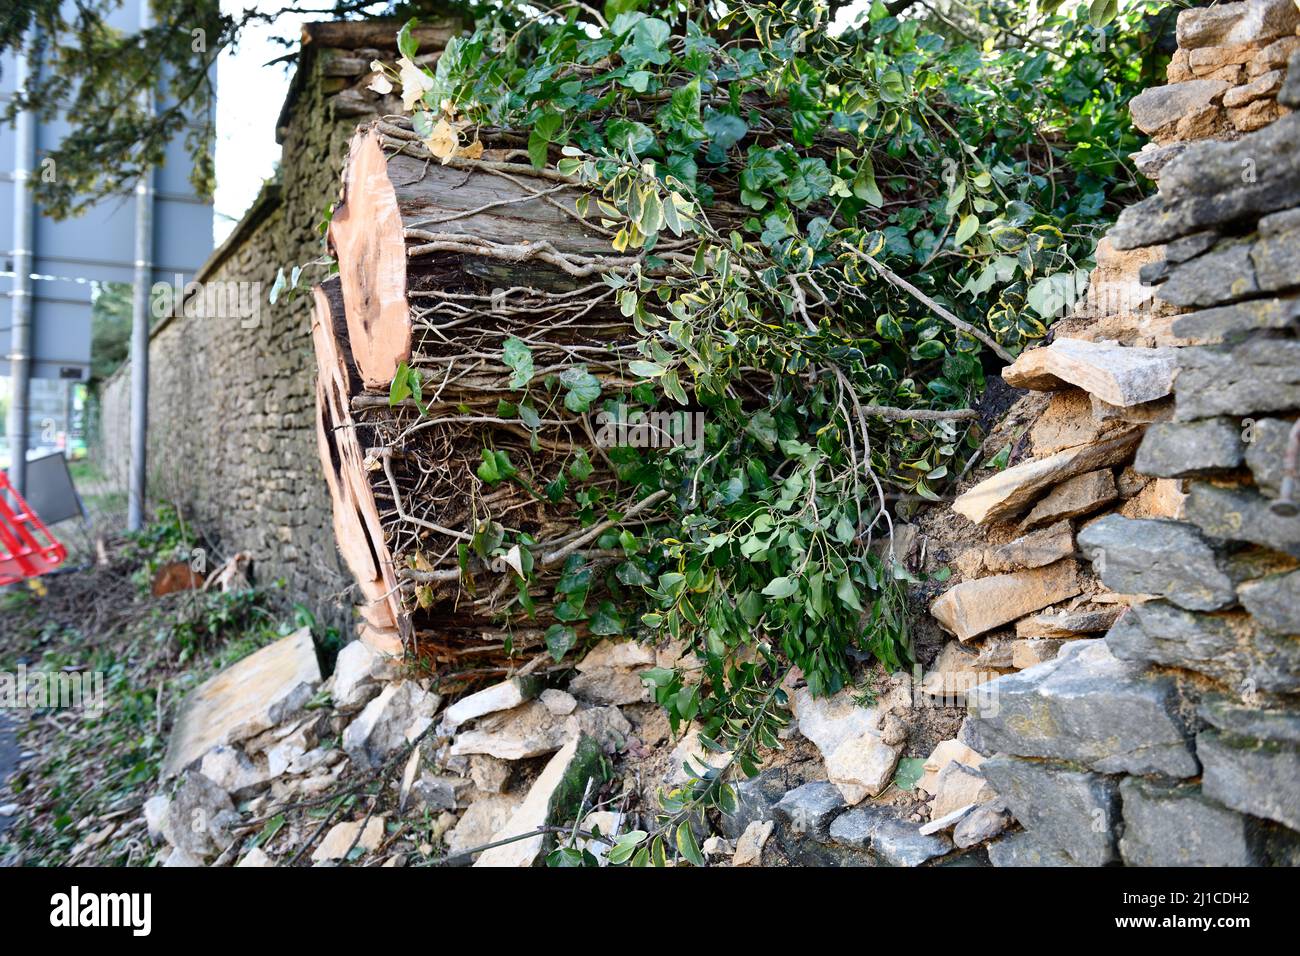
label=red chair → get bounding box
[0,469,67,586]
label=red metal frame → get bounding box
[0,470,67,586]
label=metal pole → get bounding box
[6,40,36,496]
[127,1,155,531]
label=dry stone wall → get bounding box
[100,23,454,625]
[923,0,1300,866]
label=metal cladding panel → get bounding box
[1,4,215,381]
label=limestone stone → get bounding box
[1158,241,1259,307]
[236,847,275,868]
[1224,67,1286,106]
[1185,482,1300,557]
[931,760,993,819]
[918,739,985,795]
[1244,416,1295,496]
[829,805,952,866]
[1020,469,1117,530]
[575,639,656,671]
[1230,94,1289,131]
[1106,600,1300,694]
[1176,0,1300,49]
[160,772,240,861]
[981,755,1120,867]
[539,688,577,716]
[984,521,1075,573]
[442,677,541,730]
[564,704,632,752]
[1119,778,1261,866]
[1128,80,1229,136]
[1199,728,1300,830]
[917,642,997,706]
[952,430,1142,525]
[773,781,846,842]
[986,829,1078,867]
[1015,606,1123,639]
[953,799,1013,849]
[732,820,774,866]
[1002,339,1177,407]
[409,773,475,812]
[444,793,525,862]
[1090,394,1173,425]
[1009,639,1066,669]
[1029,390,1105,456]
[1077,515,1236,611]
[791,687,900,803]
[329,639,397,714]
[1251,34,1300,73]
[1282,48,1300,105]
[1118,476,1188,519]
[567,668,650,706]
[1171,297,1300,343]
[1201,695,1300,744]
[1190,42,1262,74]
[468,754,512,794]
[966,639,1199,777]
[312,816,385,862]
[475,734,604,867]
[929,560,1084,642]
[1109,114,1300,250]
[719,767,792,840]
[163,627,321,777]
[342,680,440,770]
[1135,417,1245,479]
[1239,569,1300,633]
[449,700,569,761]
[198,746,272,800]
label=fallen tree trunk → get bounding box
[318,119,672,669]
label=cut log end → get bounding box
[312,278,405,636]
[329,126,412,390]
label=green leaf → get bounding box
[560,366,602,412]
[762,576,799,599]
[955,214,979,245]
[893,756,926,791]
[675,821,704,866]
[629,359,665,378]
[502,337,534,389]
[544,624,577,662]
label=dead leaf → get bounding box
[424,118,460,164]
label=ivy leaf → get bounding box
[560,366,602,412]
[503,337,534,388]
[544,624,577,662]
[589,600,625,635]
[893,756,926,791]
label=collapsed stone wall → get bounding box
[917,0,1300,866]
[99,23,453,622]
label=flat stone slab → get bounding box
[1119,778,1260,866]
[953,430,1141,525]
[982,755,1120,867]
[984,521,1074,573]
[1077,514,1236,611]
[1002,338,1177,407]
[930,559,1084,642]
[966,639,1199,778]
[163,627,321,778]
